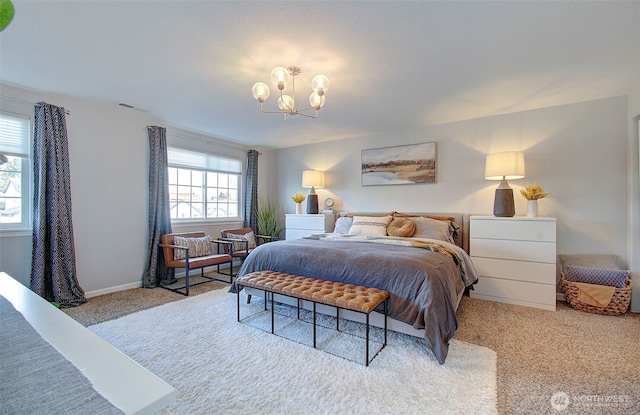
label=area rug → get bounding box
[89,288,497,415]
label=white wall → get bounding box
[1,83,636,313]
[0,84,257,296]
[275,96,634,304]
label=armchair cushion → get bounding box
[173,235,214,260]
[166,253,233,269]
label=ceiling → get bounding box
[0,1,638,149]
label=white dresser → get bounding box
[285,213,335,240]
[469,216,557,310]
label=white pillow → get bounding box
[348,216,392,236]
[411,217,455,243]
[333,217,353,234]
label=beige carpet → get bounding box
[63,275,229,326]
[64,275,640,414]
[455,297,640,415]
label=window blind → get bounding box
[0,112,30,157]
[168,147,242,173]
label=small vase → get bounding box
[295,202,302,214]
[526,200,538,218]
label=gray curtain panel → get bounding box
[244,149,259,230]
[141,126,174,288]
[30,102,86,308]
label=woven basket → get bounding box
[559,274,632,316]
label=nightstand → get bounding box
[469,216,557,310]
[285,214,336,240]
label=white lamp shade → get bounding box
[485,151,525,180]
[302,170,325,188]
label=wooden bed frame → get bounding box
[243,212,471,339]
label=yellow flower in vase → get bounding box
[291,192,306,214]
[520,183,549,218]
[520,183,549,200]
[291,192,306,203]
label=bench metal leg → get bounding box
[384,298,388,346]
[366,312,370,366]
[184,267,190,296]
[313,302,317,348]
[237,286,241,322]
[271,291,275,334]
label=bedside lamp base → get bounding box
[493,180,515,217]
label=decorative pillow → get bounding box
[387,217,416,237]
[227,231,257,252]
[411,217,455,244]
[348,215,392,236]
[333,217,353,234]
[173,235,214,260]
[564,265,629,288]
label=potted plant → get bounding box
[256,198,284,238]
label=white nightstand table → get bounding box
[469,215,557,310]
[285,213,335,240]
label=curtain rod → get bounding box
[1,95,70,115]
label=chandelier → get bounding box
[252,66,330,119]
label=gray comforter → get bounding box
[230,235,478,364]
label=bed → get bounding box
[230,212,478,364]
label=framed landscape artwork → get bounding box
[361,142,436,186]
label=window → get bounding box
[167,147,242,221]
[0,112,31,230]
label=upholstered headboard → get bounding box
[339,212,471,253]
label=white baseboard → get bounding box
[85,281,142,298]
[85,263,235,298]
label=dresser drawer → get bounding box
[470,238,556,263]
[471,277,556,308]
[471,257,556,285]
[286,229,315,240]
[285,214,335,240]
[470,217,556,242]
[286,215,330,230]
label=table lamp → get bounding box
[485,151,525,217]
[302,170,325,214]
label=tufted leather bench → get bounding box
[235,270,389,366]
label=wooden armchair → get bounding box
[159,232,233,296]
[219,228,278,274]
